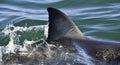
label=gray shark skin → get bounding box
[46,7,120,64]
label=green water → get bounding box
[0,1,120,65]
[0,0,120,45]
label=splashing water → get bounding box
[73,42,94,65]
[0,24,95,65]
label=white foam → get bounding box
[0,24,95,65]
[1,24,48,53]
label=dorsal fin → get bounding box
[47,7,85,42]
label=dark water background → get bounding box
[0,0,120,65]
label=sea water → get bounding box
[0,0,120,65]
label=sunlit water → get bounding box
[0,0,120,65]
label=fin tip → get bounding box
[47,7,56,12]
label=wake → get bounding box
[0,24,94,65]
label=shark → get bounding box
[46,7,120,64]
[2,7,120,65]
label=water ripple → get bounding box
[12,0,63,4]
[61,4,120,20]
[0,4,48,20]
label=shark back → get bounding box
[46,7,120,63]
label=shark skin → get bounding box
[46,7,120,64]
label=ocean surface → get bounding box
[0,0,120,65]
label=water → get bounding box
[0,0,120,65]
